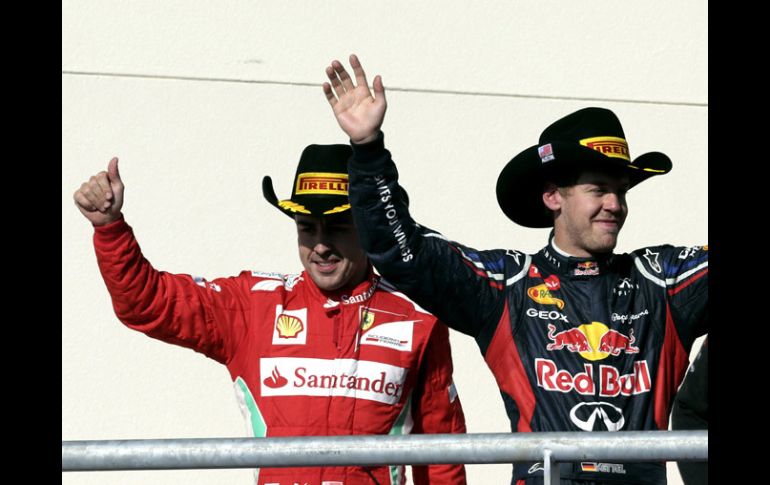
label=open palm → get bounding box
[323,54,386,144]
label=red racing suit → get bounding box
[92,217,467,485]
[346,133,708,485]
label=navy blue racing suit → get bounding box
[346,133,708,485]
[671,337,708,485]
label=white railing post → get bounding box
[543,448,560,485]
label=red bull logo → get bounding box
[598,328,640,356]
[545,322,639,361]
[574,261,600,276]
[536,358,651,396]
[547,324,590,352]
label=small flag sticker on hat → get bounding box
[538,143,554,163]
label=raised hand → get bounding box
[323,54,386,144]
[74,157,125,226]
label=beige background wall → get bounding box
[62,1,707,483]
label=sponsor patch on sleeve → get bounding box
[360,321,415,351]
[448,381,458,403]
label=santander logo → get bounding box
[262,366,288,388]
[260,357,408,405]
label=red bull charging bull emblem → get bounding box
[546,322,639,361]
[573,261,600,276]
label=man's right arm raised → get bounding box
[323,56,516,338]
[74,158,250,364]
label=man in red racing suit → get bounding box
[322,55,707,485]
[74,144,467,485]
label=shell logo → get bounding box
[276,314,304,338]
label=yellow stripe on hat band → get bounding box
[296,172,349,196]
[323,204,351,215]
[579,136,630,162]
[278,200,311,214]
[627,165,668,173]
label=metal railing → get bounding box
[62,431,706,485]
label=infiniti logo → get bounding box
[569,402,625,431]
[613,278,639,296]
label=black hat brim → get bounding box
[496,143,672,228]
[262,176,295,219]
[262,175,353,219]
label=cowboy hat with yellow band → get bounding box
[263,144,354,218]
[263,144,408,218]
[496,107,673,228]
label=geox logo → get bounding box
[579,136,630,161]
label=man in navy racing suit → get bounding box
[671,337,708,485]
[321,55,708,485]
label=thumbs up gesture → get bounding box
[73,157,125,226]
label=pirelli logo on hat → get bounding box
[296,172,349,196]
[579,136,630,162]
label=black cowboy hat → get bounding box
[263,144,408,218]
[263,144,354,218]
[496,107,672,228]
